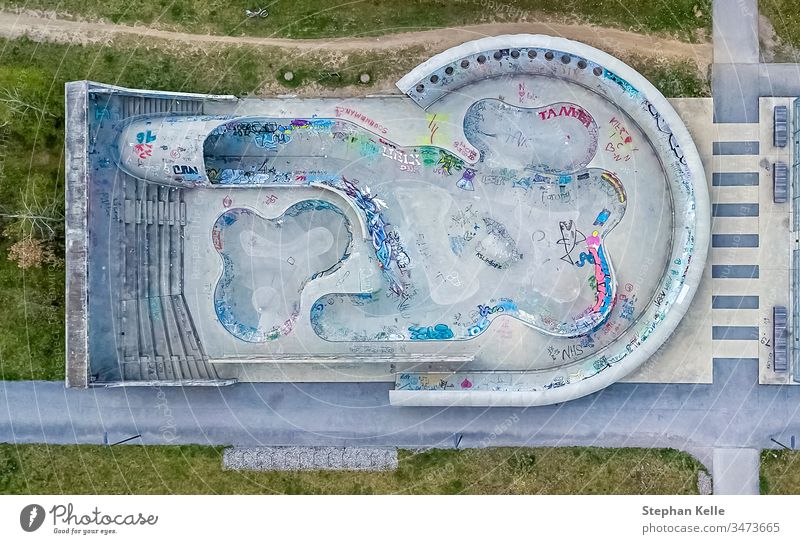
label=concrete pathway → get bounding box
[1,361,798,473]
[712,0,760,122]
[713,0,759,65]
[713,1,800,117]
[712,448,761,494]
[760,64,800,97]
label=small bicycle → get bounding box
[245,8,268,18]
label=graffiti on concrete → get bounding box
[107,41,703,398]
[408,323,455,340]
[212,201,352,342]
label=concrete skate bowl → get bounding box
[202,114,625,342]
[388,34,709,403]
[212,200,353,343]
[112,34,709,405]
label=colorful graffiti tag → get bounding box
[196,106,631,342]
[105,37,705,405]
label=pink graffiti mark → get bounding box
[133,143,152,159]
[334,106,388,134]
[280,316,296,336]
[460,378,473,389]
[585,231,612,315]
[222,195,232,208]
[453,140,477,161]
[606,116,638,162]
[212,226,223,250]
[609,116,633,143]
[537,104,593,128]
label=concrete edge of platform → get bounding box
[65,81,90,389]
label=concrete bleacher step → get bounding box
[118,299,138,358]
[169,225,182,295]
[123,358,142,381]
[121,96,204,119]
[113,175,220,384]
[187,355,210,380]
[153,356,166,380]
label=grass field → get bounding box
[0,444,705,494]
[2,0,712,42]
[0,242,64,380]
[760,0,800,49]
[760,450,800,494]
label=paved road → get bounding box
[712,0,760,122]
[2,361,798,468]
[713,0,759,65]
[712,1,800,115]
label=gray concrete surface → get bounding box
[711,264,760,278]
[712,234,759,247]
[712,448,760,494]
[712,204,759,217]
[712,172,759,186]
[712,61,760,124]
[760,64,800,97]
[64,81,89,388]
[712,0,760,123]
[713,0,759,65]
[1,360,797,462]
[712,326,759,340]
[712,295,759,309]
[713,141,760,155]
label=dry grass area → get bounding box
[760,0,800,51]
[760,449,800,494]
[1,1,712,42]
[0,444,705,494]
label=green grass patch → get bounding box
[627,55,710,97]
[760,449,800,494]
[760,0,800,49]
[0,444,705,494]
[0,241,64,380]
[2,0,712,42]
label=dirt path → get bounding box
[0,10,710,69]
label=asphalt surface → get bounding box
[712,0,760,123]
[2,361,798,465]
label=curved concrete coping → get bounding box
[389,34,710,405]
